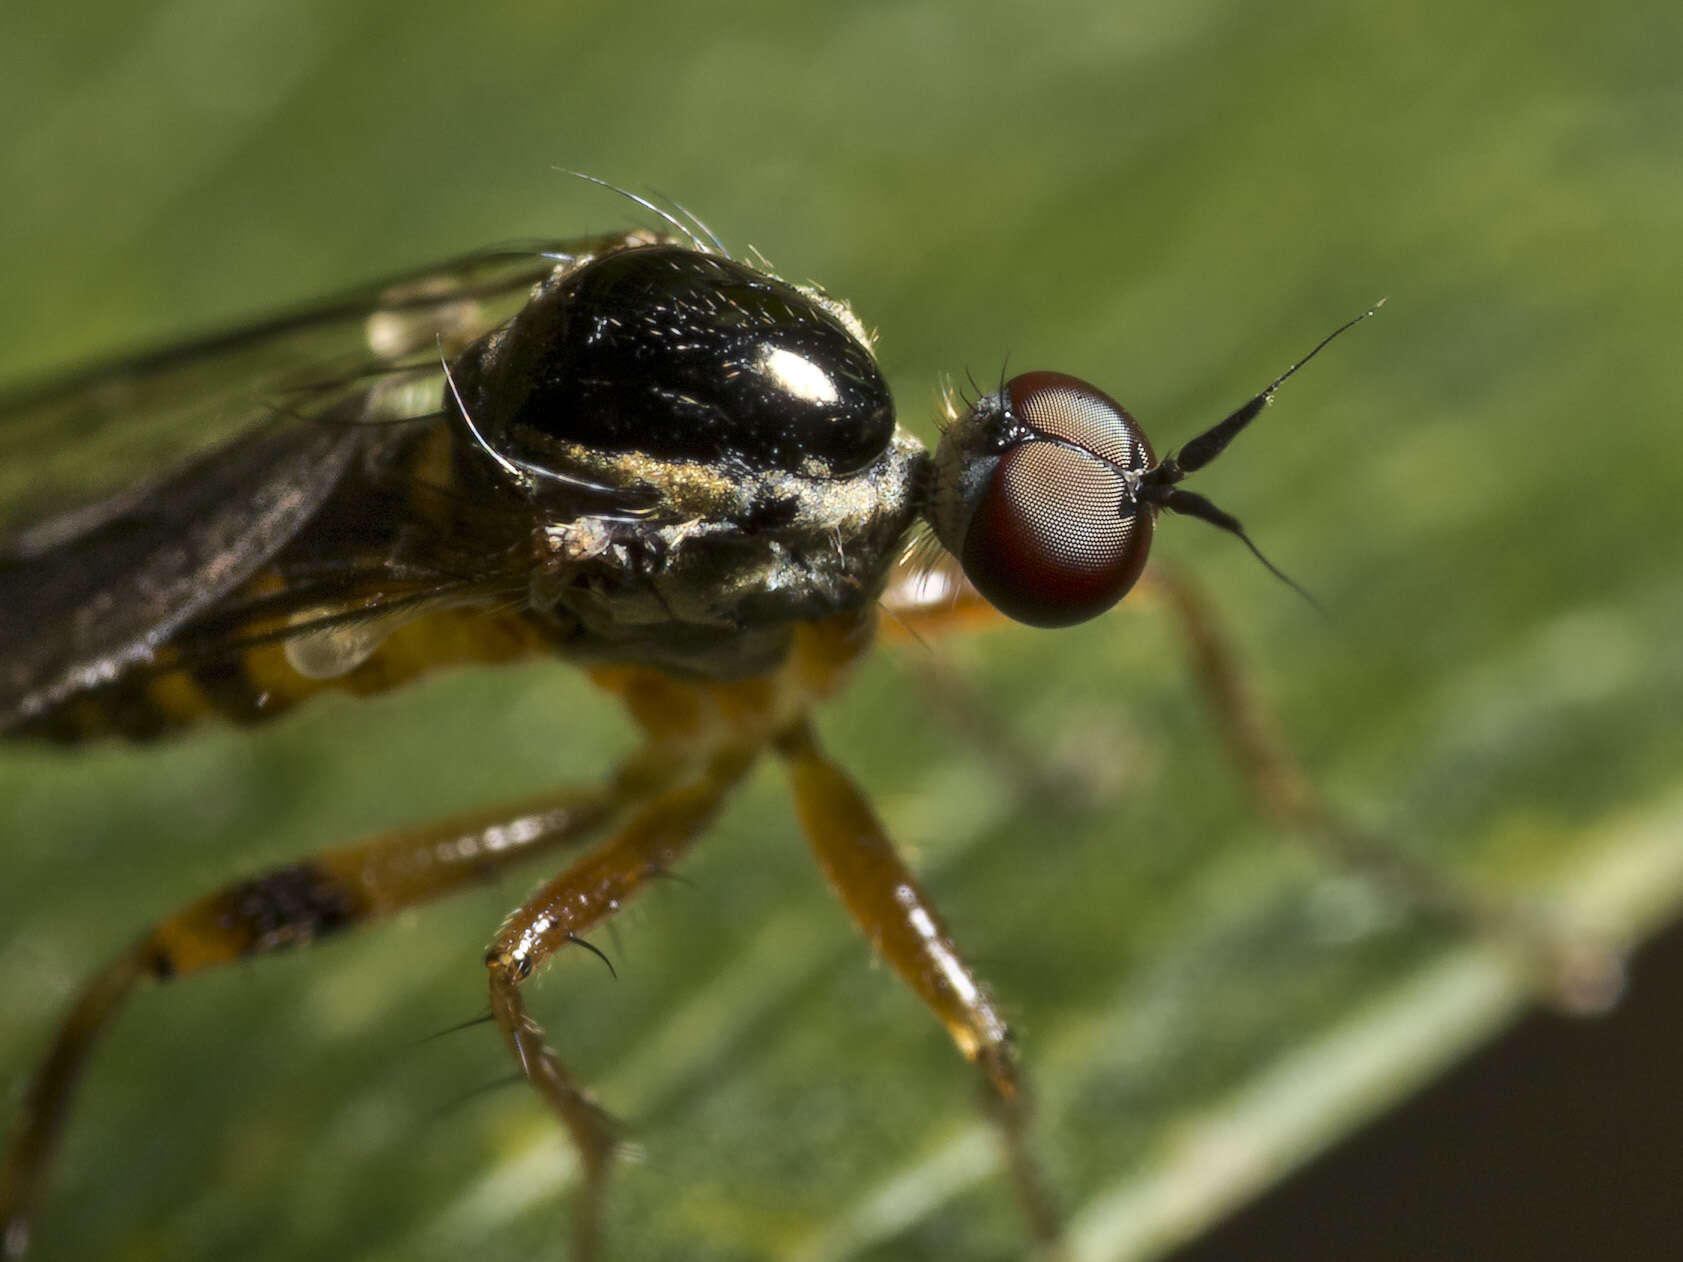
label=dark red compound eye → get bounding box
[929,308,1378,629]
[957,371,1156,628]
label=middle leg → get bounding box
[483,742,757,1261]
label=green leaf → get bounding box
[2,2,1679,1259]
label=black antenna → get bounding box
[1148,300,1384,485]
[1156,488,1325,614]
[1139,301,1384,607]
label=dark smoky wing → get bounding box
[0,232,658,728]
[0,235,643,544]
[0,419,362,727]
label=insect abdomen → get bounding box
[9,604,557,744]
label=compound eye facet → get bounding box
[956,372,1157,628]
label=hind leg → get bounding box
[0,749,678,1257]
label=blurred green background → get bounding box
[2,2,1680,1259]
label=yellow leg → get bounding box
[1150,565,1624,1014]
[0,753,673,1257]
[778,718,1060,1248]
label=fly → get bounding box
[0,206,1390,1259]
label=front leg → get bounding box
[1148,565,1625,1014]
[775,718,1060,1250]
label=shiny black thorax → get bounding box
[471,244,895,475]
[443,243,927,678]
